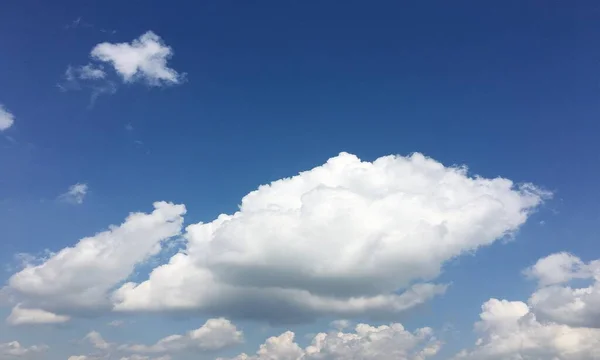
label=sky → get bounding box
[1,1,600,359]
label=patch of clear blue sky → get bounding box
[1,0,600,358]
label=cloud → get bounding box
[88,82,117,107]
[58,183,89,205]
[523,252,591,287]
[63,64,106,82]
[91,31,184,86]
[67,356,115,360]
[329,319,352,331]
[67,356,113,360]
[107,320,125,327]
[119,356,171,360]
[58,66,117,106]
[6,304,70,325]
[455,298,600,359]
[112,152,547,323]
[527,253,600,328]
[220,321,441,360]
[120,318,243,354]
[0,104,15,131]
[85,331,110,350]
[0,341,47,357]
[6,202,185,313]
[60,65,105,90]
[59,31,180,106]
[64,17,93,30]
[78,64,106,80]
[64,16,116,35]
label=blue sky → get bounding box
[1,1,600,359]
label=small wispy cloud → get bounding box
[79,64,106,80]
[329,319,352,331]
[100,28,117,35]
[64,17,105,32]
[58,65,116,107]
[58,183,88,205]
[89,82,117,108]
[65,16,117,34]
[64,17,90,30]
[84,331,110,350]
[107,320,125,327]
[0,104,15,131]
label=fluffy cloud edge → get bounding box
[90,31,185,86]
[219,321,441,360]
[0,341,48,357]
[7,201,186,312]
[0,104,15,131]
[456,252,600,359]
[119,317,243,353]
[58,183,89,205]
[5,152,550,326]
[6,304,70,325]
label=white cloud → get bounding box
[85,331,110,350]
[59,31,180,105]
[329,319,352,331]
[120,318,243,353]
[91,31,184,86]
[0,341,47,357]
[64,64,106,82]
[67,356,113,360]
[524,252,591,287]
[0,104,15,131]
[59,183,89,205]
[455,298,600,359]
[119,355,171,360]
[221,321,441,360]
[6,202,185,312]
[527,253,600,328]
[6,304,70,325]
[108,320,125,327]
[112,152,547,322]
[78,64,106,80]
[223,332,302,360]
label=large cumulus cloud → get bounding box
[112,152,546,322]
[4,152,547,324]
